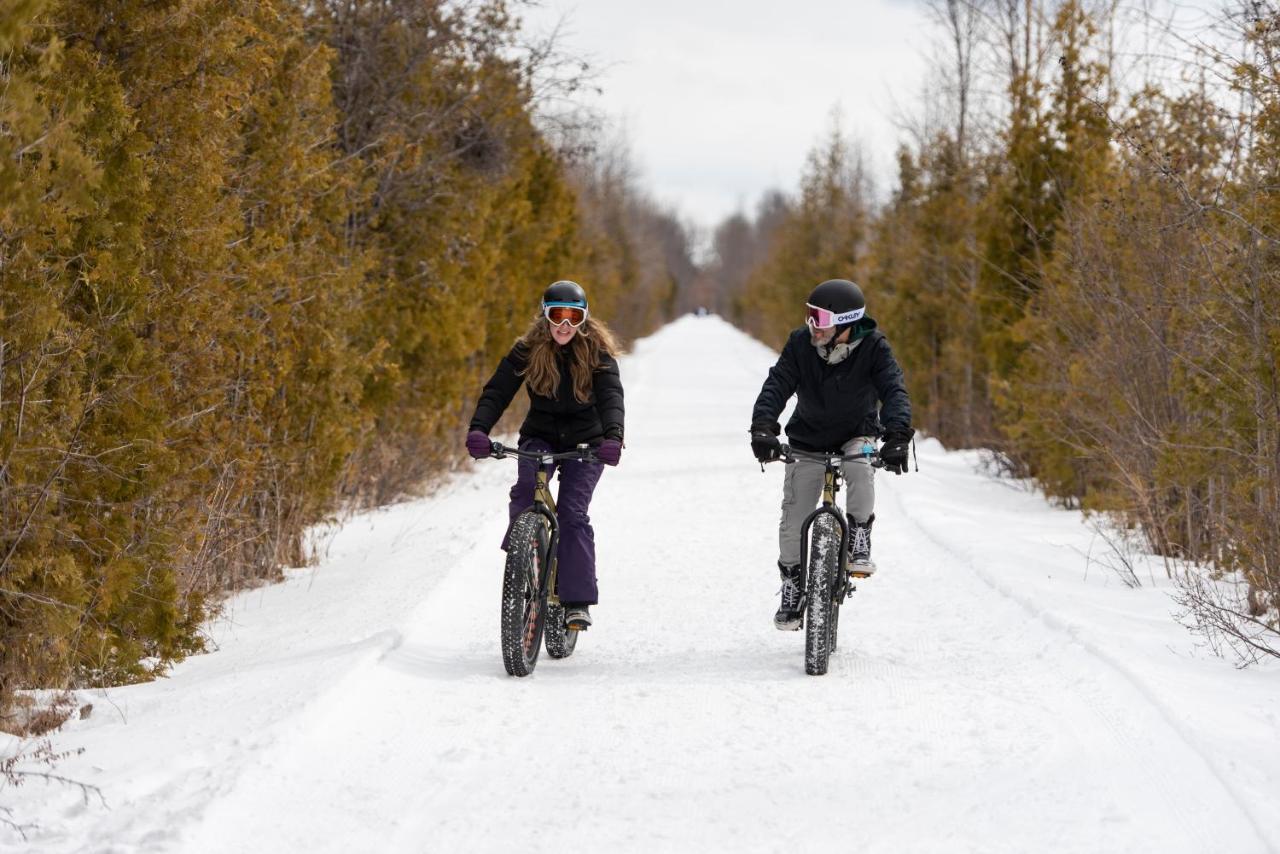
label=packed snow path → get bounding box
[7,317,1279,853]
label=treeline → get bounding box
[719,1,1279,659]
[0,0,695,717]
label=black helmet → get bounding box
[807,278,864,313]
[542,280,588,309]
[805,279,865,329]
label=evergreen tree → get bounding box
[1,0,690,712]
[871,137,987,446]
[739,124,871,346]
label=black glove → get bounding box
[750,421,782,463]
[880,428,914,474]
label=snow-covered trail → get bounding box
[7,316,1279,853]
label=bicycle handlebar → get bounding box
[777,443,885,468]
[488,441,600,464]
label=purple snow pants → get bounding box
[501,438,605,605]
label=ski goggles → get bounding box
[543,302,588,328]
[805,303,865,329]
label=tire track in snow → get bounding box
[884,478,1275,853]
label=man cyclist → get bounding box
[749,279,914,630]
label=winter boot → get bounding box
[564,605,592,631]
[849,514,876,577]
[774,562,806,630]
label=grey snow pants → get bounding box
[778,435,876,568]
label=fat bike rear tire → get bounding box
[501,513,549,677]
[805,514,842,676]
[544,603,579,659]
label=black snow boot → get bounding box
[564,605,592,631]
[849,514,876,577]
[774,562,806,630]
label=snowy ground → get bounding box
[4,315,1279,853]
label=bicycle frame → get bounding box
[491,442,598,608]
[784,444,882,600]
[529,466,563,606]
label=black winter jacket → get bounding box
[469,343,624,452]
[751,320,911,452]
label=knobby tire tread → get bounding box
[805,515,841,675]
[545,603,578,659]
[501,513,548,676]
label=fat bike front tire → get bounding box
[830,585,841,653]
[501,513,549,677]
[544,602,579,659]
[805,514,842,676]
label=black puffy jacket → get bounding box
[751,320,911,452]
[469,343,624,451]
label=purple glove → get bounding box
[596,438,622,466]
[466,430,492,460]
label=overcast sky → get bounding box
[519,0,933,232]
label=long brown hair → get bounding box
[518,314,620,403]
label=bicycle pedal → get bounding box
[850,571,872,579]
[566,624,588,632]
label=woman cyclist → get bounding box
[465,281,625,631]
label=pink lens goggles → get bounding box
[805,303,865,329]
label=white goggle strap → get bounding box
[543,303,588,325]
[807,305,865,327]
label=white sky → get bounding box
[519,0,932,231]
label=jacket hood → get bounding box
[846,316,878,340]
